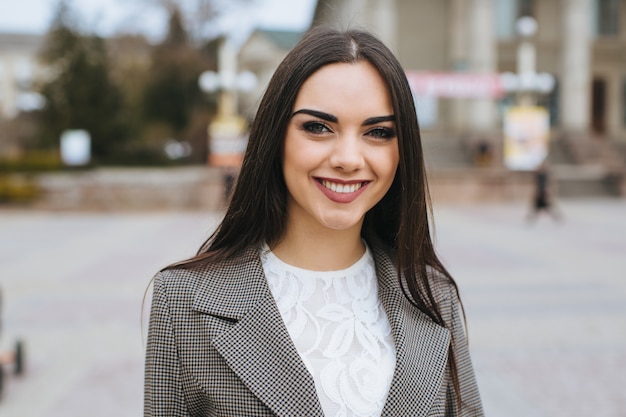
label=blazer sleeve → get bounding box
[144,272,190,417]
[446,285,485,417]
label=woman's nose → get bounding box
[328,134,365,172]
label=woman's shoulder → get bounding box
[151,245,265,297]
[150,264,213,306]
[153,265,208,288]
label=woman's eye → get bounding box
[367,127,396,139]
[302,121,330,134]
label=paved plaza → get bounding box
[0,198,624,416]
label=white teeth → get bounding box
[321,180,363,193]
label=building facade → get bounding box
[237,29,305,120]
[0,33,45,119]
[313,0,626,142]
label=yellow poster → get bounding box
[503,106,550,171]
[208,115,248,167]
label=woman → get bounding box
[144,27,484,417]
[526,160,563,223]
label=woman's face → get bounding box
[282,61,399,233]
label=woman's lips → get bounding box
[320,179,365,193]
[314,178,370,203]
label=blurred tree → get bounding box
[36,1,130,162]
[140,6,215,162]
[132,0,255,163]
[141,0,249,42]
[106,34,153,148]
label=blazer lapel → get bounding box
[192,247,324,417]
[371,242,451,417]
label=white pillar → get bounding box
[323,0,367,29]
[366,0,397,52]
[560,0,592,134]
[314,0,397,51]
[449,0,470,131]
[450,0,469,70]
[468,0,497,133]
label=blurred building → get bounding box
[0,33,46,157]
[237,29,305,120]
[313,0,626,144]
[0,32,45,119]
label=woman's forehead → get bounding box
[293,62,393,118]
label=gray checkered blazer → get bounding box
[144,239,484,416]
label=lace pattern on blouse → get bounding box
[261,244,396,417]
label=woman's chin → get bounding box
[319,214,364,232]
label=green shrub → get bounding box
[0,151,63,173]
[0,176,41,204]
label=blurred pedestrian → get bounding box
[473,139,493,166]
[526,160,563,223]
[144,27,484,417]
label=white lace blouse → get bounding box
[260,244,397,417]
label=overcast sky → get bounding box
[0,0,317,41]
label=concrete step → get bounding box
[552,164,619,197]
[422,134,473,170]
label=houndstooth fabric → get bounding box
[144,239,484,417]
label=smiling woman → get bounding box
[144,26,485,417]
[279,61,399,244]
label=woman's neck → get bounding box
[271,219,365,271]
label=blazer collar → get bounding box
[192,243,450,417]
[192,246,324,416]
[369,239,451,416]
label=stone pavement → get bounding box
[434,199,626,417]
[0,198,624,416]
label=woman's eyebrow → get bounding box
[292,109,395,126]
[363,115,395,126]
[292,109,337,122]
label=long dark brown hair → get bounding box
[170,26,467,409]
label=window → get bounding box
[592,78,607,133]
[594,0,620,36]
[495,0,518,39]
[518,0,534,18]
[495,0,536,40]
[622,77,626,127]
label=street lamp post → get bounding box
[198,37,257,168]
[516,15,538,106]
[501,16,554,171]
[498,16,555,100]
[198,37,257,203]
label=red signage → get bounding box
[406,71,505,99]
